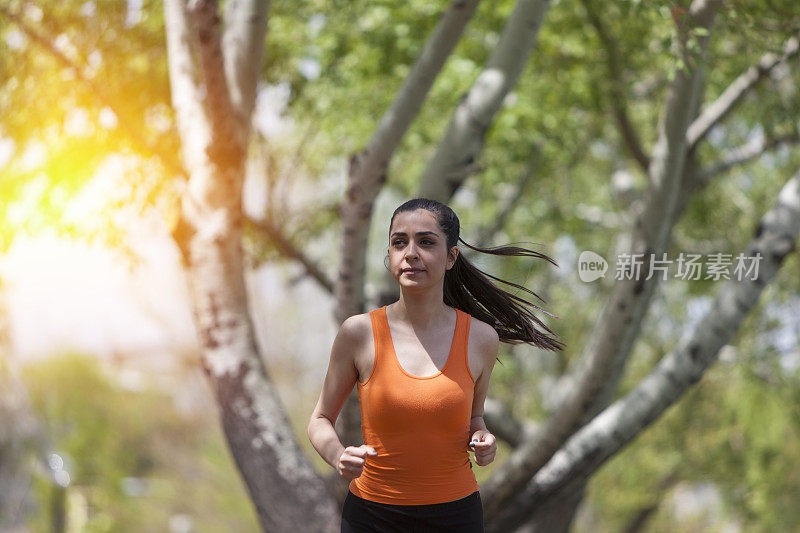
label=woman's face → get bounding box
[388,209,458,290]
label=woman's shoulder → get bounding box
[339,311,373,339]
[464,313,500,354]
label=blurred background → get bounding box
[1,0,799,531]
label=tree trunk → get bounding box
[182,204,338,531]
[164,0,340,529]
[511,479,586,533]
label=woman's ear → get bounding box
[447,247,459,270]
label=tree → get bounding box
[162,0,338,530]
[2,0,799,531]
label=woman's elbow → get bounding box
[307,411,320,441]
[307,410,329,443]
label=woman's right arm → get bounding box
[307,315,376,479]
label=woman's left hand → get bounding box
[469,430,497,466]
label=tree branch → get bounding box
[489,170,800,532]
[580,0,650,173]
[620,471,679,533]
[222,0,269,131]
[417,0,551,202]
[483,397,537,448]
[245,216,334,293]
[474,149,540,248]
[481,0,720,518]
[376,0,552,307]
[188,0,246,168]
[335,0,483,324]
[695,131,800,184]
[686,32,800,149]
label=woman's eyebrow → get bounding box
[390,231,439,238]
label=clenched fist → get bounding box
[468,430,497,466]
[337,445,377,480]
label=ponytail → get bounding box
[444,238,564,352]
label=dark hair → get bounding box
[389,197,565,352]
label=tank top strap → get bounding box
[451,308,473,383]
[362,306,392,386]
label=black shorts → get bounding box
[341,490,484,533]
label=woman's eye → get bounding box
[392,239,433,246]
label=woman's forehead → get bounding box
[390,210,440,233]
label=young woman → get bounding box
[308,198,564,532]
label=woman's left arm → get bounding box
[469,322,500,466]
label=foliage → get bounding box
[21,353,259,532]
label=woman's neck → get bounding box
[392,290,452,329]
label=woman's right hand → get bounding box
[337,445,377,480]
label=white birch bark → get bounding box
[165,1,339,530]
[488,171,800,532]
[222,0,268,131]
[481,0,720,518]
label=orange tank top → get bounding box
[349,305,479,504]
